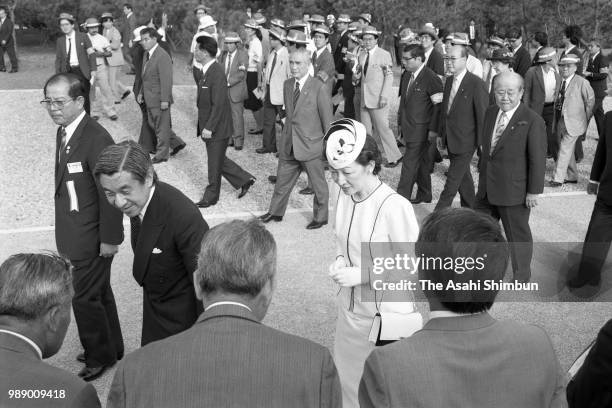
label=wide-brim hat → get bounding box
[347,22,360,32]
[535,47,556,63]
[194,5,209,14]
[243,18,260,30]
[308,14,325,24]
[100,12,114,21]
[224,31,240,43]
[133,25,148,42]
[253,12,266,24]
[199,15,217,29]
[450,32,470,45]
[287,19,307,30]
[270,18,286,29]
[358,13,372,24]
[269,26,286,42]
[58,13,75,23]
[324,119,368,170]
[312,26,330,36]
[487,48,514,63]
[361,25,381,37]
[486,36,505,47]
[418,24,438,40]
[337,14,351,24]
[84,17,101,28]
[399,27,418,45]
[558,55,580,65]
[286,29,308,44]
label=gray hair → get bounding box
[196,219,277,297]
[0,253,73,320]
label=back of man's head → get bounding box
[0,253,73,358]
[195,219,276,320]
[415,208,509,314]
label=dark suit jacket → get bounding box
[55,31,96,79]
[425,48,445,76]
[477,104,547,206]
[140,44,173,108]
[130,182,208,345]
[0,17,14,43]
[0,332,101,407]
[313,48,336,94]
[567,319,612,408]
[219,48,249,103]
[512,44,532,77]
[586,52,608,99]
[55,115,124,261]
[523,65,561,115]
[121,13,136,47]
[132,42,172,97]
[399,66,443,143]
[107,305,342,408]
[439,71,488,154]
[334,31,350,73]
[590,112,612,206]
[194,61,233,140]
[281,76,333,162]
[359,313,567,408]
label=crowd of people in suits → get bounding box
[1,3,612,408]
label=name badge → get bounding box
[67,162,83,174]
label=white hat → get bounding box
[133,25,148,42]
[324,119,367,169]
[198,15,217,30]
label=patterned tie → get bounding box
[363,52,369,77]
[490,112,508,153]
[406,73,414,94]
[555,80,567,111]
[66,38,72,70]
[130,216,141,249]
[293,80,300,108]
[58,127,67,162]
[447,76,458,114]
[142,51,149,75]
[225,52,232,79]
[268,50,277,81]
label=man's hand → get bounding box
[329,256,346,275]
[378,96,388,109]
[100,243,118,258]
[587,181,599,195]
[1,40,5,46]
[525,193,539,208]
[436,137,446,151]
[201,128,213,140]
[128,40,133,48]
[136,93,143,104]
[90,72,96,85]
[160,101,169,110]
[428,131,438,143]
[329,266,362,287]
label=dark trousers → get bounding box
[123,45,134,71]
[269,156,329,222]
[577,199,612,282]
[542,103,557,158]
[71,256,124,367]
[435,149,476,211]
[262,87,281,152]
[68,66,91,115]
[342,84,355,119]
[202,137,253,202]
[475,197,533,281]
[146,106,184,160]
[137,101,157,153]
[0,39,18,70]
[594,98,605,140]
[397,140,431,201]
[575,135,584,162]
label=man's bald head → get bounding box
[447,45,467,75]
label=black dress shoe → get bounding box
[152,157,168,164]
[306,220,328,230]
[256,148,274,154]
[92,115,100,120]
[8,69,17,73]
[234,145,243,151]
[268,175,277,183]
[564,179,578,184]
[110,115,118,121]
[228,140,234,147]
[259,213,283,223]
[0,68,5,72]
[170,143,186,156]
[568,274,601,288]
[195,198,217,208]
[121,90,131,100]
[384,160,400,168]
[409,198,432,204]
[238,179,255,199]
[249,128,263,135]
[77,352,85,363]
[299,187,314,195]
[78,365,110,382]
[547,180,563,187]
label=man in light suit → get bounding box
[436,45,488,211]
[476,72,547,283]
[523,47,561,159]
[397,44,442,204]
[55,13,97,115]
[107,218,342,408]
[311,25,336,96]
[137,27,185,163]
[0,6,18,73]
[44,73,124,381]
[101,12,131,103]
[356,26,403,167]
[258,27,290,154]
[549,55,594,186]
[95,141,209,346]
[259,47,333,229]
[0,253,102,408]
[192,36,255,208]
[359,208,567,408]
[219,32,248,150]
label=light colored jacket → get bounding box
[556,74,595,136]
[103,26,125,66]
[358,46,394,109]
[264,46,290,105]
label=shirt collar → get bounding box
[201,59,215,76]
[424,47,433,58]
[412,63,425,79]
[368,45,378,55]
[139,184,155,221]
[563,73,576,84]
[496,102,520,123]
[126,12,133,18]
[148,43,159,58]
[592,51,600,59]
[0,329,43,359]
[453,68,467,84]
[66,30,75,40]
[429,310,483,320]
[296,73,309,89]
[204,301,252,312]
[315,46,326,58]
[63,111,86,144]
[512,43,522,53]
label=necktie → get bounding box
[363,52,369,77]
[226,52,232,78]
[130,216,141,249]
[66,38,72,70]
[142,51,149,75]
[269,50,277,81]
[58,127,67,162]
[312,52,317,66]
[490,112,507,153]
[293,80,300,108]
[555,80,566,111]
[447,77,458,113]
[406,73,414,94]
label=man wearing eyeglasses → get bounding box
[42,72,125,382]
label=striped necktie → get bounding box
[293,80,300,107]
[490,112,507,153]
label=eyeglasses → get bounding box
[40,98,75,109]
[401,56,417,61]
[494,90,520,97]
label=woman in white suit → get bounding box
[101,12,131,103]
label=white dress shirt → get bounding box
[65,30,79,66]
[466,54,484,79]
[63,111,86,145]
[493,102,520,136]
[0,329,43,359]
[247,37,262,72]
[88,33,111,66]
[542,66,556,103]
[204,301,253,312]
[139,185,156,221]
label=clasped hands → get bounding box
[328,256,362,287]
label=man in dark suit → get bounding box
[569,111,612,288]
[506,28,531,77]
[95,141,209,346]
[121,3,136,73]
[585,39,608,140]
[419,25,445,76]
[397,44,442,204]
[137,27,185,163]
[523,47,561,159]
[567,319,612,407]
[54,13,97,115]
[192,36,255,208]
[436,45,488,211]
[359,208,567,408]
[332,14,351,113]
[530,31,548,65]
[43,73,124,381]
[0,6,18,73]
[0,253,102,407]
[107,219,342,408]
[259,48,333,229]
[475,72,547,282]
[312,26,336,95]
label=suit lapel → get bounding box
[55,116,88,193]
[535,66,545,91]
[132,187,164,285]
[295,76,312,112]
[448,73,467,114]
[491,104,525,156]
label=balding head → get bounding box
[447,45,467,75]
[493,71,524,112]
